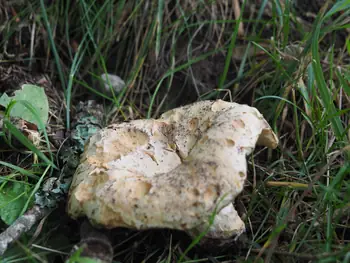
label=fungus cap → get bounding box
[67,100,278,239]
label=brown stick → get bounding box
[0,205,50,256]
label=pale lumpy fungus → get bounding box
[67,99,278,241]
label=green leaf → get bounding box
[0,84,49,127]
[0,93,11,106]
[0,182,30,225]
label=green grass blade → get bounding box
[311,17,345,142]
[12,100,54,164]
[147,47,225,118]
[39,0,66,90]
[324,0,350,20]
[156,0,165,60]
[19,165,51,216]
[3,120,57,169]
[0,161,40,180]
[282,0,291,48]
[218,0,247,91]
[336,69,350,97]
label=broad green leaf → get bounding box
[0,93,11,106]
[0,182,30,225]
[0,84,49,127]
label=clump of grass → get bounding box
[0,0,349,262]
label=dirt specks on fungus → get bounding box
[188,117,199,131]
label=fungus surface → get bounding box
[67,100,278,240]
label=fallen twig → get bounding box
[265,181,313,189]
[0,205,51,255]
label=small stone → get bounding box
[100,73,125,94]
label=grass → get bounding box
[0,0,350,262]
